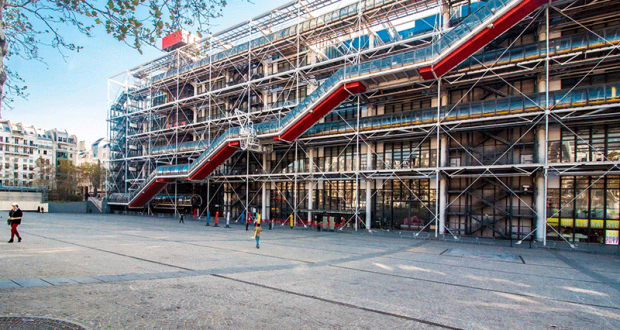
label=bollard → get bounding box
[206,210,210,226]
[214,211,219,227]
[225,212,230,228]
[290,214,293,229]
[269,220,273,230]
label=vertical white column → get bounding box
[308,148,314,223]
[366,142,372,229]
[365,181,372,230]
[535,126,547,241]
[308,181,314,225]
[262,154,267,219]
[439,136,448,234]
[442,2,451,30]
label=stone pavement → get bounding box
[1,213,619,329]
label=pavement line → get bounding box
[26,232,194,272]
[211,273,464,330]
[550,250,620,294]
[382,254,605,285]
[331,265,620,311]
[121,232,314,264]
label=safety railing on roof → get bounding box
[148,0,432,85]
[111,0,550,205]
[305,82,620,137]
[456,26,620,72]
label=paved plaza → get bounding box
[1,213,619,329]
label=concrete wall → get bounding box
[86,200,103,214]
[48,202,87,213]
[0,190,47,212]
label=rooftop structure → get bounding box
[107,0,620,246]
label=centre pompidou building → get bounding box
[107,0,620,246]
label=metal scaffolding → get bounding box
[107,0,620,247]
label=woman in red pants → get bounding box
[8,203,22,243]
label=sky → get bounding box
[3,0,291,145]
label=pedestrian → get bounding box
[254,222,262,249]
[246,213,251,231]
[8,203,22,243]
[191,197,200,218]
[179,213,184,223]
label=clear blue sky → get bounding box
[4,0,291,144]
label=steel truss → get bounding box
[108,0,620,246]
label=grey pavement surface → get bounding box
[1,213,619,329]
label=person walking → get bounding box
[8,203,22,243]
[254,222,262,249]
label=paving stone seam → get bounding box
[330,264,620,311]
[157,239,314,265]
[25,232,195,272]
[16,228,611,293]
[59,228,317,265]
[550,250,620,294]
[16,228,615,293]
[31,221,618,275]
[211,273,465,330]
[380,254,608,284]
[380,245,620,276]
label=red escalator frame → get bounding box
[128,178,174,208]
[276,82,366,142]
[420,0,548,80]
[187,141,240,181]
[126,0,550,208]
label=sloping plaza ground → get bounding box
[1,213,619,329]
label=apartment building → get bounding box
[78,138,110,167]
[0,120,77,187]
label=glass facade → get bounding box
[378,141,436,170]
[270,182,306,220]
[549,125,620,163]
[547,176,620,243]
[374,179,434,230]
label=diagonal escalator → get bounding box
[109,0,556,208]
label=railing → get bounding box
[456,26,620,72]
[548,139,620,163]
[89,197,103,212]
[305,82,620,137]
[111,0,548,205]
[151,139,213,155]
[148,0,413,84]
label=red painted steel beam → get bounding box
[420,0,548,80]
[276,82,366,142]
[129,178,174,208]
[187,141,240,181]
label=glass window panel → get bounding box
[509,97,523,113]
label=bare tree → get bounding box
[34,155,53,188]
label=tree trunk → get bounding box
[0,0,7,116]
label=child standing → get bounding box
[254,223,262,249]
